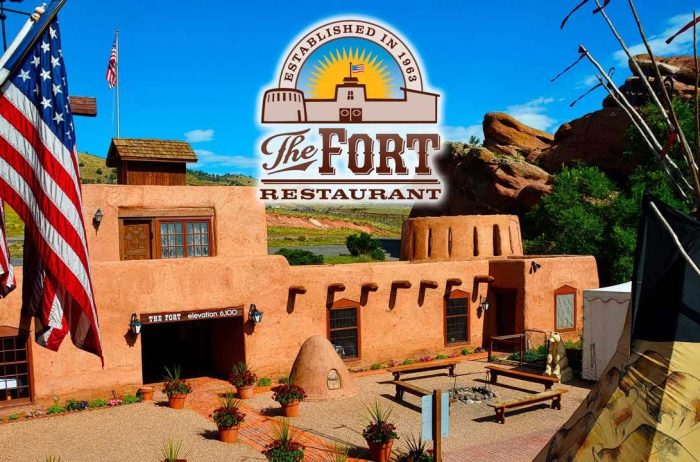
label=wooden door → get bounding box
[339,108,351,122]
[121,220,152,260]
[495,290,517,336]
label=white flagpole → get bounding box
[115,28,120,139]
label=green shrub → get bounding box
[8,413,19,421]
[370,363,382,370]
[435,354,448,360]
[346,232,382,257]
[508,344,549,363]
[46,398,65,415]
[258,377,272,387]
[460,348,473,356]
[275,248,323,265]
[122,394,139,404]
[89,398,107,408]
[370,247,386,261]
[565,338,583,350]
[278,375,291,385]
[401,359,415,366]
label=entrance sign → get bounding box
[258,17,445,204]
[140,307,243,325]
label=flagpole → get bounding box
[115,28,120,139]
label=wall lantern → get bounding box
[249,304,263,324]
[479,297,490,312]
[93,208,104,228]
[129,313,142,335]
[530,261,542,274]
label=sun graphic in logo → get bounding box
[306,47,395,99]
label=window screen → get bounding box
[556,293,575,330]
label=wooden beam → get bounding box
[421,279,439,289]
[69,96,97,117]
[474,275,495,284]
[328,283,346,291]
[289,286,307,294]
[362,283,378,291]
[392,280,412,289]
[447,278,462,286]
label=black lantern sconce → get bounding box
[530,261,542,274]
[93,208,104,229]
[129,313,142,335]
[249,304,263,324]
[479,296,490,312]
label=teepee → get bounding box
[534,196,700,461]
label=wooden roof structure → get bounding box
[106,138,197,167]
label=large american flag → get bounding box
[105,34,117,88]
[0,17,103,359]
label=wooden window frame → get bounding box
[444,289,470,346]
[554,285,577,332]
[155,217,216,259]
[0,329,33,406]
[327,298,361,361]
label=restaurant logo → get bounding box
[257,17,444,203]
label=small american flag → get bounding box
[106,32,117,89]
[0,14,103,360]
[351,64,365,73]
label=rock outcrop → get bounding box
[528,107,633,175]
[411,143,552,217]
[483,112,554,157]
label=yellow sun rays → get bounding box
[306,47,395,99]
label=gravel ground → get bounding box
[247,358,592,456]
[0,403,265,462]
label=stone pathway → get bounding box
[184,377,365,462]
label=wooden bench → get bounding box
[387,358,461,381]
[485,365,559,390]
[390,380,429,402]
[488,389,567,424]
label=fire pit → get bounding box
[450,386,496,404]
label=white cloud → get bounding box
[579,74,600,88]
[613,13,696,66]
[440,124,483,142]
[504,97,556,131]
[194,149,258,169]
[184,129,214,143]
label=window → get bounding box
[445,290,469,344]
[328,299,360,359]
[0,329,31,403]
[555,286,576,331]
[159,220,211,258]
[347,90,354,100]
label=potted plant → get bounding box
[396,434,433,462]
[230,362,257,399]
[138,386,155,401]
[162,365,192,409]
[262,418,304,462]
[161,438,188,462]
[362,400,398,462]
[212,393,246,443]
[272,383,307,417]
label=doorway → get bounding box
[489,289,519,339]
[140,317,244,384]
[339,108,363,122]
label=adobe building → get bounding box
[0,144,598,406]
[262,74,439,123]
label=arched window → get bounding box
[328,299,360,359]
[445,290,469,345]
[554,285,577,332]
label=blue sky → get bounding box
[3,0,697,175]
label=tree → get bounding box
[346,232,385,261]
[275,248,323,266]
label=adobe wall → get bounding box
[81,185,268,262]
[401,215,523,260]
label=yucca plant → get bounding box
[162,365,192,396]
[160,438,188,462]
[262,418,305,462]
[212,394,246,429]
[323,443,349,462]
[229,361,257,388]
[396,434,434,462]
[41,457,63,462]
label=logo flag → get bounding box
[351,64,365,73]
[0,12,103,360]
[106,33,117,88]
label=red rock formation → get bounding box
[483,112,554,157]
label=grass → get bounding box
[3,204,23,237]
[268,205,408,233]
[268,226,377,248]
[323,255,376,265]
[78,152,116,184]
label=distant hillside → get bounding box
[77,153,256,186]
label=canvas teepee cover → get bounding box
[535,196,700,461]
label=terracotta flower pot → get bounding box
[281,400,300,417]
[367,440,394,462]
[139,386,155,401]
[168,393,187,409]
[237,385,254,399]
[218,425,240,443]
